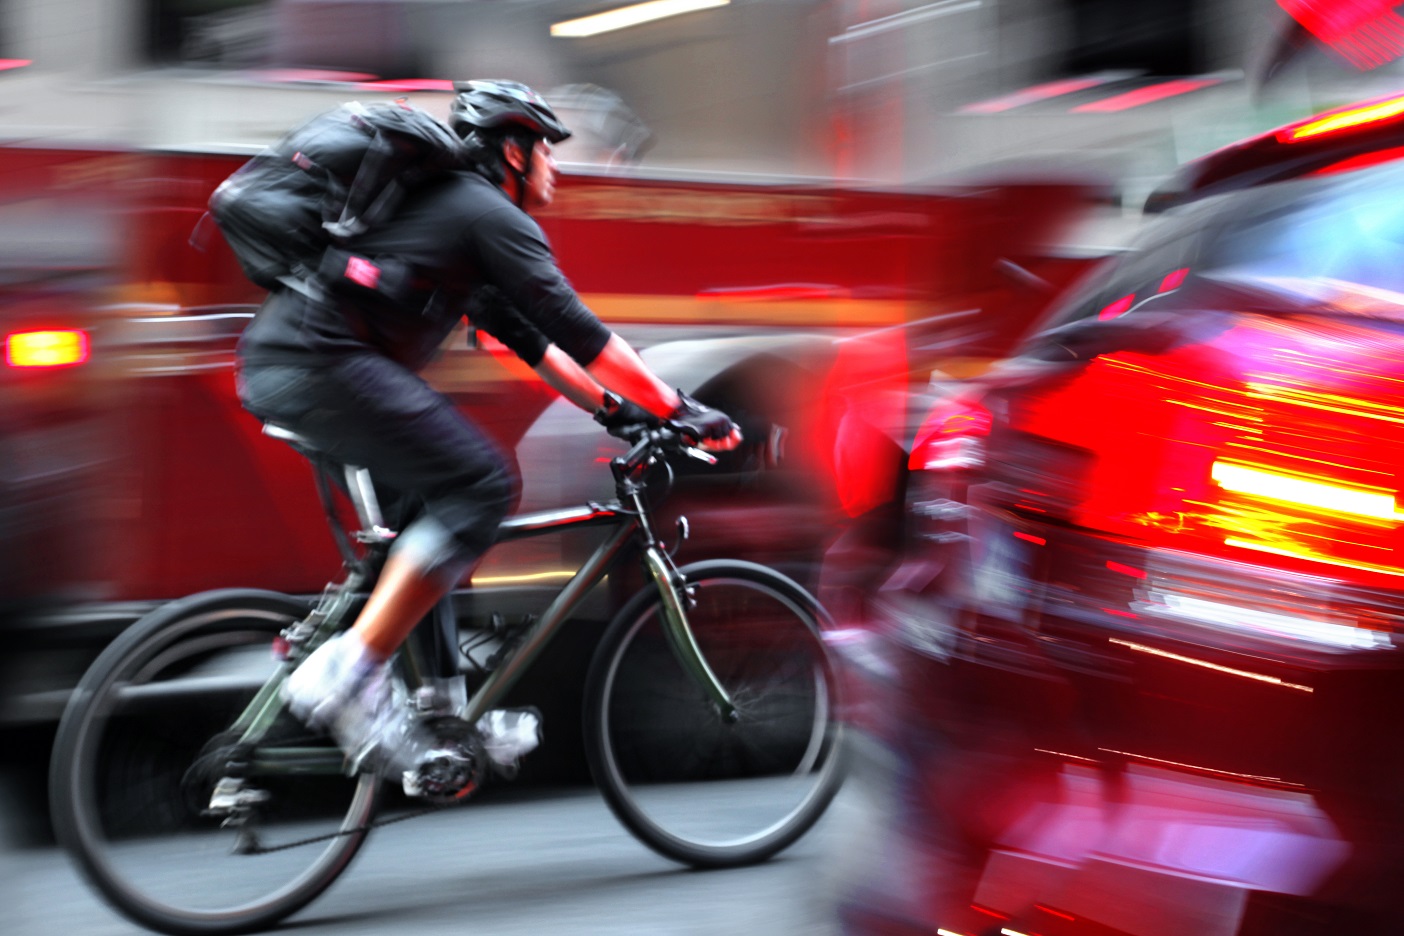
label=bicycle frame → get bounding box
[234,430,736,778]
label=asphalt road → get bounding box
[3,780,878,936]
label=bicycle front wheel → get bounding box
[50,589,380,936]
[584,560,845,868]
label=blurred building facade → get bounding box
[0,0,1306,183]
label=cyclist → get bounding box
[234,79,740,783]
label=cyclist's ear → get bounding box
[502,138,527,173]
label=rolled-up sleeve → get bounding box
[464,206,612,366]
[465,286,551,367]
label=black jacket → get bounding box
[237,170,610,372]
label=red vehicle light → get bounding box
[998,317,1404,589]
[355,78,456,92]
[908,399,992,471]
[1308,143,1404,176]
[1070,77,1222,114]
[5,329,89,368]
[1276,90,1404,142]
[1280,0,1404,70]
[1159,267,1190,292]
[1211,459,1399,521]
[1097,293,1135,320]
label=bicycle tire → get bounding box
[583,559,845,868]
[50,589,381,936]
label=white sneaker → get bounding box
[283,634,422,775]
[476,708,542,771]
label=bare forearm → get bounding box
[534,344,610,412]
[584,334,681,418]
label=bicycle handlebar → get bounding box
[612,423,717,478]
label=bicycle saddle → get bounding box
[262,422,318,451]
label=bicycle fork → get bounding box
[641,544,737,721]
[620,481,737,720]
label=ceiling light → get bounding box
[552,0,729,38]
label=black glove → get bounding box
[668,390,737,444]
[594,392,660,438]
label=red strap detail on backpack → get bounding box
[345,256,381,289]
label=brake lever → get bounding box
[684,446,718,466]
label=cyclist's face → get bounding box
[521,140,558,211]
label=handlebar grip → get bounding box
[611,425,719,475]
[684,446,718,465]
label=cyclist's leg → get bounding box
[291,353,518,649]
[241,354,519,771]
[236,363,461,683]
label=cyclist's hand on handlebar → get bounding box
[594,392,661,439]
[669,390,742,452]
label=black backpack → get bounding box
[204,100,469,291]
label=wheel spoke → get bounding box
[585,563,845,868]
[51,592,380,935]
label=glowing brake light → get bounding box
[5,329,89,368]
[1279,0,1404,70]
[1098,293,1135,320]
[1211,460,1401,520]
[1159,267,1189,292]
[908,400,992,471]
[1309,143,1404,176]
[1277,92,1404,142]
[1070,77,1222,114]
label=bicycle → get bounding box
[49,417,846,936]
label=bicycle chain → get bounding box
[242,792,470,854]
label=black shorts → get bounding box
[236,354,520,559]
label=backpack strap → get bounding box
[275,273,326,302]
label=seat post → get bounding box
[262,422,397,549]
[344,465,397,545]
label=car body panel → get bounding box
[835,101,1404,936]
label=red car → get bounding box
[835,94,1404,936]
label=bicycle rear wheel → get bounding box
[50,589,380,936]
[584,560,845,868]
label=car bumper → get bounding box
[839,520,1404,934]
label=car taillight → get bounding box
[1277,91,1404,140]
[1205,453,1404,582]
[908,399,991,472]
[5,329,89,368]
[996,316,1404,588]
[1211,459,1399,521]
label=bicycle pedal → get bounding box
[205,777,271,817]
[477,707,542,774]
[401,717,486,802]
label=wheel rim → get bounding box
[62,604,377,926]
[596,577,841,855]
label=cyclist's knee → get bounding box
[460,468,516,557]
[415,460,518,566]
[390,516,478,588]
[463,451,520,524]
[486,458,521,517]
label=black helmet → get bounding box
[449,79,571,144]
